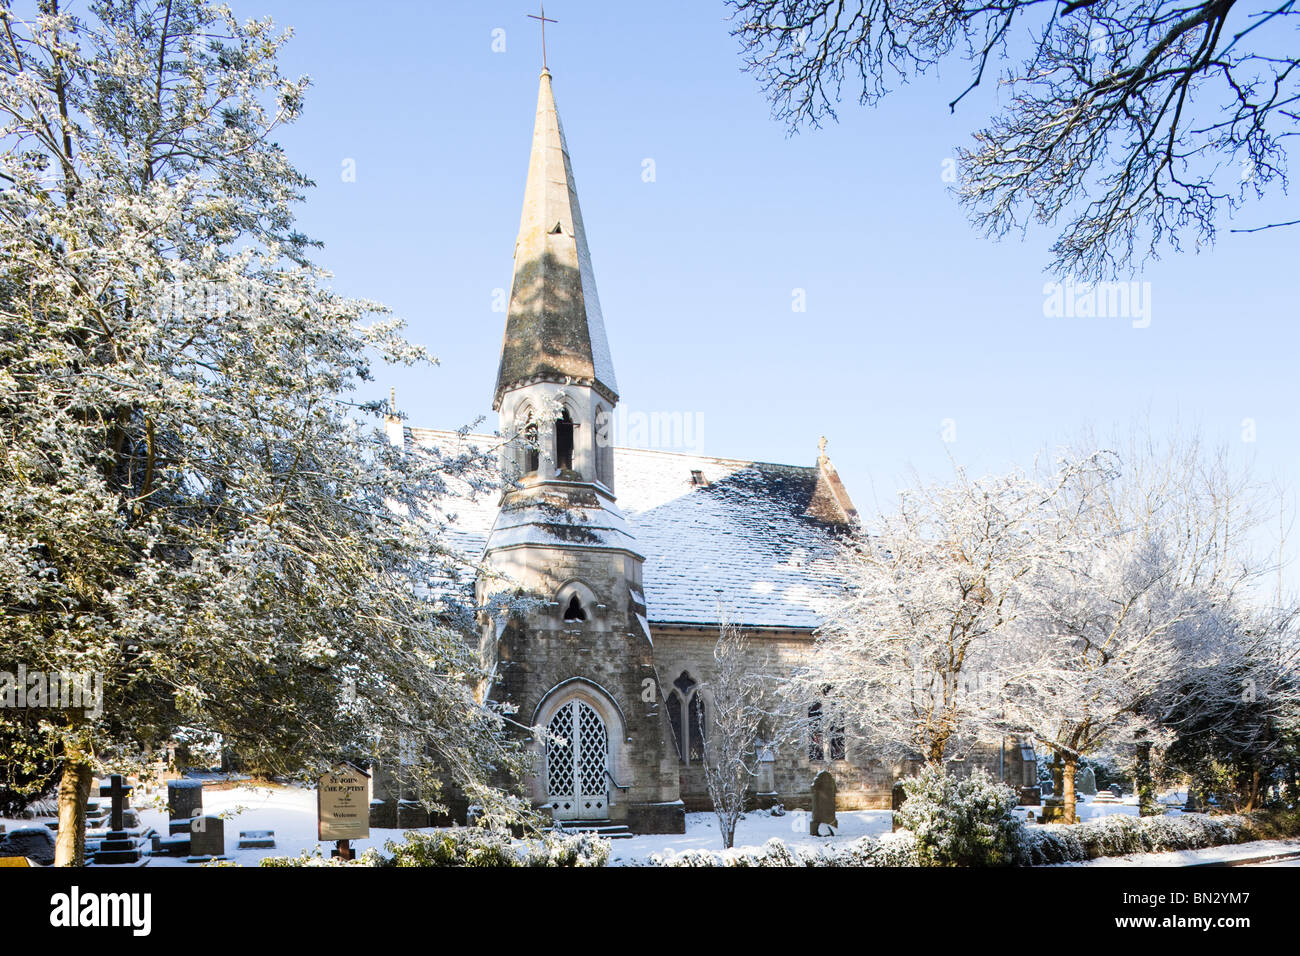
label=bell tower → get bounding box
[481,69,683,833]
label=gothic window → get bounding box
[808,702,823,762]
[522,415,539,475]
[563,593,586,622]
[808,700,846,762]
[688,691,706,762]
[594,405,609,482]
[556,408,575,472]
[667,672,707,765]
[666,690,684,760]
[829,720,846,761]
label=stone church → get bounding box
[384,69,1035,834]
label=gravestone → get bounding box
[100,774,132,831]
[167,779,204,823]
[188,815,224,859]
[92,774,145,865]
[1039,757,1069,823]
[0,826,56,866]
[238,830,276,849]
[1017,786,1042,806]
[1109,783,1123,798]
[396,799,429,829]
[1077,766,1098,796]
[809,770,838,836]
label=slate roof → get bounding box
[409,429,856,631]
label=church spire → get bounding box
[493,69,618,411]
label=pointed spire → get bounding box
[494,70,618,410]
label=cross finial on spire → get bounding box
[527,3,557,71]
[818,435,828,460]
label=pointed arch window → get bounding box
[556,407,575,472]
[522,415,539,475]
[808,699,845,762]
[667,672,707,765]
[688,692,707,762]
[665,690,684,761]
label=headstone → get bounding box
[167,779,204,823]
[238,830,276,849]
[1017,786,1042,806]
[188,815,224,858]
[1109,783,1122,797]
[396,799,429,829]
[92,774,145,864]
[1039,757,1069,823]
[1077,766,1098,796]
[810,770,838,836]
[99,774,132,832]
[0,826,56,866]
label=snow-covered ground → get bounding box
[608,808,895,864]
[2,783,411,867]
[1052,837,1300,867]
[0,783,1236,867]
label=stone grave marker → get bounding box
[1040,757,1070,822]
[92,774,145,865]
[238,830,276,849]
[167,779,204,823]
[0,826,56,866]
[1017,785,1042,806]
[810,770,838,836]
[188,815,225,859]
[1077,765,1098,796]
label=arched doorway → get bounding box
[546,699,609,820]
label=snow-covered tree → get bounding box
[808,459,1099,766]
[1005,432,1297,822]
[699,615,802,849]
[0,0,520,865]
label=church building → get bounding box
[388,69,1035,834]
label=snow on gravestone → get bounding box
[810,771,839,836]
[318,763,371,842]
[1077,766,1098,796]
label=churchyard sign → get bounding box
[317,762,370,842]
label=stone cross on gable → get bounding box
[99,774,132,832]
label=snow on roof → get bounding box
[408,429,854,630]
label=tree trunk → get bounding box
[1062,752,1078,825]
[54,745,93,867]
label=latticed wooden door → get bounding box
[546,700,609,820]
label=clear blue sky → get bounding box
[228,1,1297,591]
